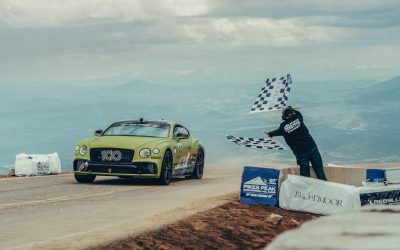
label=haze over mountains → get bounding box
[0,76,399,173]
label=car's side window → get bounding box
[180,127,189,137]
[173,126,180,139]
[173,126,190,139]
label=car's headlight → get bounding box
[75,145,80,151]
[79,145,87,156]
[139,148,151,158]
[153,148,160,154]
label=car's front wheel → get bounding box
[74,174,96,183]
[191,147,204,179]
[158,150,173,185]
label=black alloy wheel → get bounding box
[159,150,173,185]
[191,148,204,179]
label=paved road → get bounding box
[0,164,245,250]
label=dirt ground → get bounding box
[92,194,318,250]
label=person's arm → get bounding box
[268,125,284,137]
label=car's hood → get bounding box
[88,136,169,150]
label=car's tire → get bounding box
[74,174,96,183]
[158,150,173,185]
[191,147,204,179]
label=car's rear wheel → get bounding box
[158,150,172,185]
[191,147,204,179]
[74,174,96,183]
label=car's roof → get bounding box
[114,119,174,126]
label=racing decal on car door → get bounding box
[174,153,197,172]
[175,152,191,174]
[174,143,184,154]
[174,152,192,170]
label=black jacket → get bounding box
[269,110,317,155]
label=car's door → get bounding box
[172,126,192,175]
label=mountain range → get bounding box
[0,76,399,173]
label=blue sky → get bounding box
[0,0,399,86]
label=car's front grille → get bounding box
[90,164,140,174]
[90,148,134,163]
[87,162,158,174]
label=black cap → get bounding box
[282,107,295,120]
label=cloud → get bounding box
[0,0,210,28]
[157,68,194,78]
[183,17,348,47]
[1,0,398,31]
[208,1,400,29]
[0,0,398,84]
[175,69,193,76]
[335,114,368,131]
[161,0,209,16]
[353,65,395,70]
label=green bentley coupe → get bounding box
[73,119,204,185]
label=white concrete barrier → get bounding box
[268,206,400,250]
[15,153,61,176]
[263,163,400,249]
[240,163,400,211]
[279,175,361,215]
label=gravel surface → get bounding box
[92,194,318,250]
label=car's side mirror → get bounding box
[94,130,103,136]
[176,133,189,140]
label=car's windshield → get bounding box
[103,121,170,138]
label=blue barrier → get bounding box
[240,166,280,206]
[366,169,386,183]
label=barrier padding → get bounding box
[240,166,280,206]
[279,175,361,215]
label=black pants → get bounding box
[296,147,327,180]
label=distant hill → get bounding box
[1,76,400,174]
[358,76,400,102]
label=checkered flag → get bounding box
[226,135,287,150]
[250,74,292,113]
